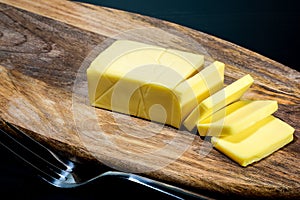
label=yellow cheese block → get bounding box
[197,100,278,136]
[87,40,204,103]
[211,115,295,167]
[87,40,224,128]
[183,74,254,131]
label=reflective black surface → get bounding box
[0,144,184,199]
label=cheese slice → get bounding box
[197,100,278,136]
[211,115,294,167]
[87,40,225,128]
[174,61,225,120]
[183,74,254,131]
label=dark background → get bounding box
[77,0,300,70]
[1,0,299,199]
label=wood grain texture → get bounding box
[0,0,299,199]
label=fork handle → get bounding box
[103,171,212,199]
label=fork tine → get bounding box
[0,122,111,187]
[0,123,72,182]
[4,122,70,168]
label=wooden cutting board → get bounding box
[0,0,299,199]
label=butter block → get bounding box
[87,40,223,128]
[183,74,254,131]
[211,116,295,167]
[87,40,204,103]
[197,100,278,136]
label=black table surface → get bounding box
[1,0,299,199]
[0,144,178,199]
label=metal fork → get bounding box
[0,121,211,200]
